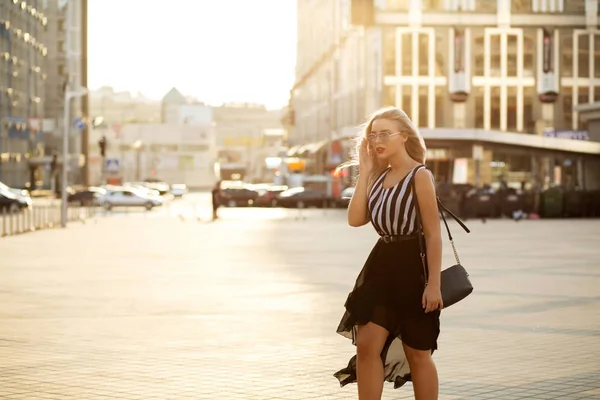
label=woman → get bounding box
[334,107,443,400]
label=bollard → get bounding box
[18,210,23,234]
[10,208,15,235]
[1,207,6,237]
[25,207,31,232]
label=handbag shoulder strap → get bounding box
[412,166,470,267]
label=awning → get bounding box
[295,140,328,156]
[419,128,600,155]
[574,102,600,122]
[308,140,328,154]
[287,145,301,157]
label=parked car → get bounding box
[68,187,107,206]
[276,187,330,208]
[103,187,164,210]
[0,181,33,206]
[219,181,259,207]
[123,182,161,197]
[143,179,170,195]
[336,187,355,208]
[0,189,31,213]
[170,184,188,197]
[253,185,288,207]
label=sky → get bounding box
[87,0,297,109]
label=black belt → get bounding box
[379,234,418,244]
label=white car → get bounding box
[103,187,164,211]
[0,181,32,207]
[123,182,161,197]
[170,184,188,197]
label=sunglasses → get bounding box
[367,132,403,143]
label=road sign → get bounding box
[105,158,120,173]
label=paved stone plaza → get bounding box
[1,206,600,399]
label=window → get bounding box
[562,31,600,129]
[563,0,585,13]
[477,0,496,12]
[443,0,476,11]
[422,0,443,11]
[474,37,484,76]
[382,28,395,76]
[578,34,590,78]
[561,33,573,76]
[523,36,535,77]
[531,0,564,12]
[472,28,534,132]
[512,0,532,12]
[383,28,446,128]
[386,0,410,11]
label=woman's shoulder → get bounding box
[413,165,435,186]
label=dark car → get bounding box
[276,187,330,208]
[0,189,30,213]
[220,186,259,207]
[254,185,288,207]
[68,187,107,206]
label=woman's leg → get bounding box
[402,343,438,400]
[356,322,389,400]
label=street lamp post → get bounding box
[61,88,88,228]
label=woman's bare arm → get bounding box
[414,168,443,286]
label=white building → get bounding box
[88,122,217,188]
[90,86,161,126]
[88,93,217,188]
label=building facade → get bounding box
[0,0,49,187]
[213,103,285,182]
[90,86,161,127]
[88,91,217,188]
[88,122,217,189]
[290,0,600,190]
[43,0,86,187]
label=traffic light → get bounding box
[98,136,107,157]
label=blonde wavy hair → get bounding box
[339,107,427,188]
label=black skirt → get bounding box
[334,236,440,389]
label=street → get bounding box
[1,201,600,400]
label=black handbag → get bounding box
[412,176,473,308]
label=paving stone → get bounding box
[1,206,599,399]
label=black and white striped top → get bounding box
[368,165,424,236]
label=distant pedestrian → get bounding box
[333,107,468,400]
[211,180,222,220]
